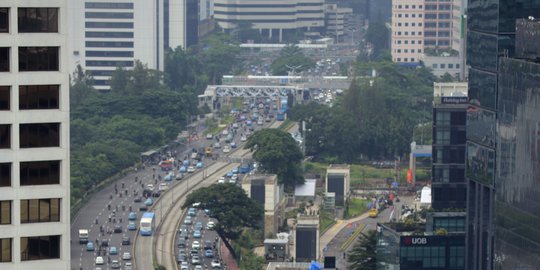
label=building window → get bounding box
[398,23,402,26]
[20,235,60,261]
[19,123,60,148]
[0,238,11,262]
[404,49,408,53]
[18,47,59,71]
[397,49,402,53]
[441,64,446,68]
[0,86,9,110]
[411,58,415,62]
[404,58,408,62]
[405,23,408,26]
[0,163,10,187]
[448,64,454,68]
[398,14,402,18]
[0,47,9,72]
[436,129,450,144]
[411,14,415,18]
[397,40,402,44]
[456,64,460,68]
[18,8,58,33]
[85,31,133,38]
[19,85,59,110]
[0,125,10,149]
[405,14,409,18]
[433,64,438,68]
[0,201,11,225]
[397,58,401,61]
[19,161,60,186]
[20,198,60,223]
[419,23,422,26]
[412,23,415,26]
[404,40,408,44]
[0,8,8,33]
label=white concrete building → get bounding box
[214,0,325,42]
[391,0,425,64]
[0,1,70,269]
[69,0,197,91]
[423,55,463,78]
[324,4,353,39]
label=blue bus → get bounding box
[139,212,155,236]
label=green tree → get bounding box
[271,45,315,75]
[240,250,264,270]
[235,21,263,43]
[70,65,96,109]
[439,72,455,82]
[182,184,263,258]
[365,21,389,58]
[347,230,377,270]
[244,129,304,187]
[199,33,241,84]
[164,46,205,91]
[109,66,129,94]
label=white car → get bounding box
[218,177,226,184]
[231,174,238,182]
[158,183,168,191]
[206,221,216,230]
[211,260,221,268]
[192,240,201,249]
[180,261,189,270]
[241,136,247,142]
[146,184,154,191]
[222,129,229,135]
[206,133,213,139]
[95,256,104,265]
[222,146,231,153]
[187,166,195,173]
[122,252,131,260]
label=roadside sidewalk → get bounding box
[220,240,239,270]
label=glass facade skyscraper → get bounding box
[466,1,540,269]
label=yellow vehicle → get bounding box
[205,147,213,157]
[369,208,378,218]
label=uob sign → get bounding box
[403,237,428,246]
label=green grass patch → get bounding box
[304,161,431,188]
[346,198,370,218]
[319,209,336,233]
[204,115,235,135]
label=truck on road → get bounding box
[79,229,89,244]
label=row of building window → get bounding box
[395,57,417,62]
[394,4,423,9]
[0,161,61,187]
[0,235,61,262]
[396,22,423,27]
[396,40,423,45]
[395,31,423,36]
[425,40,450,46]
[425,31,450,37]
[0,47,59,72]
[425,4,451,10]
[425,13,451,19]
[1,199,60,225]
[395,49,422,54]
[0,85,59,111]
[0,123,60,149]
[395,13,423,18]
[0,8,58,33]
[432,63,460,69]
[425,22,451,28]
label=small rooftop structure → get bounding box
[420,186,432,205]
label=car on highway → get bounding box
[188,207,197,216]
[193,230,202,238]
[95,256,104,265]
[177,238,186,248]
[184,216,192,224]
[222,129,229,135]
[226,171,233,178]
[192,240,200,249]
[144,198,153,206]
[194,265,203,270]
[122,236,130,245]
[124,262,133,270]
[175,173,184,180]
[111,259,120,269]
[86,242,95,251]
[204,240,213,250]
[127,221,137,231]
[211,259,221,268]
[113,225,122,233]
[128,212,137,220]
[196,162,204,168]
[109,246,118,255]
[206,221,215,230]
[231,174,238,182]
[194,222,203,230]
[213,142,221,149]
[232,167,239,174]
[191,255,201,265]
[146,184,154,191]
[230,142,237,148]
[217,176,226,184]
[134,197,142,203]
[122,252,131,260]
[205,249,214,258]
[179,166,187,173]
[206,133,213,139]
[179,224,188,233]
[180,261,189,270]
[241,135,247,142]
[187,166,195,173]
[159,182,168,191]
[222,145,231,153]
[177,253,187,263]
[101,239,109,247]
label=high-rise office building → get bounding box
[423,0,452,48]
[69,0,199,91]
[466,1,540,269]
[213,0,325,42]
[390,0,425,64]
[432,82,467,210]
[493,18,540,269]
[0,2,71,269]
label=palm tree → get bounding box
[347,230,377,270]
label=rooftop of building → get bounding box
[243,174,278,185]
[327,164,350,170]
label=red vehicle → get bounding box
[159,159,173,171]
